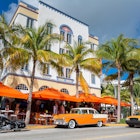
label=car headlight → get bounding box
[126,118,130,121]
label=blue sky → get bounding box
[1,0,140,44]
[0,0,18,14]
[1,0,140,80]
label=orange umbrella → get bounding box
[76,93,91,102]
[76,93,104,103]
[88,94,105,103]
[102,96,130,107]
[121,101,131,107]
[32,88,81,102]
[102,96,118,105]
[32,88,63,100]
[0,82,27,100]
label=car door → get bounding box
[89,109,100,124]
[76,109,90,125]
[81,109,92,125]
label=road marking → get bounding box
[83,132,140,140]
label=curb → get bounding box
[26,125,56,130]
[26,124,127,130]
[105,123,127,127]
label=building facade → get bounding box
[2,1,101,97]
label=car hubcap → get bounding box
[97,121,102,127]
[69,120,75,128]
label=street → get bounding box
[0,126,140,140]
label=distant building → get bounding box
[2,1,101,96]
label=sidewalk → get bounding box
[26,124,56,130]
[26,123,127,130]
[105,123,127,127]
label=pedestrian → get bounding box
[53,101,58,114]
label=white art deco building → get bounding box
[2,1,101,97]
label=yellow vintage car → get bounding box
[126,115,140,127]
[53,107,108,129]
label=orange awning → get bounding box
[32,88,81,102]
[0,82,27,100]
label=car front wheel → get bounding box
[68,120,76,129]
[129,124,134,127]
[97,121,103,127]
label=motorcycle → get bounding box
[0,114,26,131]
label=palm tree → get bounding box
[97,34,137,122]
[63,42,102,98]
[101,83,115,97]
[120,46,140,115]
[0,15,14,79]
[0,48,4,79]
[120,88,130,103]
[4,22,61,124]
[125,78,140,111]
[0,15,12,47]
[133,83,140,109]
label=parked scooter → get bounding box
[0,114,26,131]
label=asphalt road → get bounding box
[0,126,140,140]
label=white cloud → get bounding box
[4,0,140,43]
[4,3,17,23]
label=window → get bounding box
[59,48,65,54]
[15,84,28,91]
[25,64,28,71]
[66,68,71,78]
[89,110,95,114]
[60,25,73,44]
[21,64,28,71]
[78,91,83,94]
[66,50,71,55]
[91,43,94,50]
[42,64,50,75]
[60,31,65,41]
[60,88,69,94]
[71,109,81,114]
[47,23,53,34]
[91,74,95,84]
[59,67,64,77]
[45,43,51,51]
[26,17,34,28]
[95,110,99,114]
[39,86,49,91]
[78,35,82,45]
[92,93,96,96]
[67,34,71,44]
[81,110,88,114]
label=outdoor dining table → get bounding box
[17,112,26,120]
[0,110,14,118]
[40,114,53,125]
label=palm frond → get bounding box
[104,73,118,81]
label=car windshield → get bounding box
[135,111,140,115]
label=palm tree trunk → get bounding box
[76,65,79,98]
[25,60,36,125]
[117,66,121,123]
[129,73,134,116]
